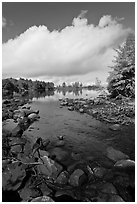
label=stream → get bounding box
[25,89,135,163]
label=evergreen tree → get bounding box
[107,33,135,98]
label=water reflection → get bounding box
[32,88,101,102]
[56,88,83,96]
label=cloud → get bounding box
[2,17,7,28]
[2,12,131,84]
[78,10,88,18]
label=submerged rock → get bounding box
[106,147,129,162]
[71,152,82,161]
[55,140,65,147]
[49,147,69,162]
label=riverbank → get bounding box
[59,93,135,125]
[2,94,135,202]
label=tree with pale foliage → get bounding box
[107,33,135,98]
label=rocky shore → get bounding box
[59,93,135,126]
[2,95,135,202]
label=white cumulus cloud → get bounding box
[2,12,131,84]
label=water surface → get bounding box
[25,89,134,161]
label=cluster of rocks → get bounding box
[59,94,135,125]
[2,134,135,202]
[2,98,31,121]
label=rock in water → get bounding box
[28,113,40,121]
[106,147,129,162]
[68,106,74,111]
[114,159,135,168]
[79,108,84,113]
[114,159,135,173]
[109,124,120,131]
[21,104,31,109]
[49,147,69,162]
[69,169,87,187]
[58,135,64,140]
[71,152,81,161]
[31,196,54,202]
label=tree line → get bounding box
[2,77,54,97]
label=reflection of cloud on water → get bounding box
[32,89,100,102]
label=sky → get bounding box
[2,2,135,85]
